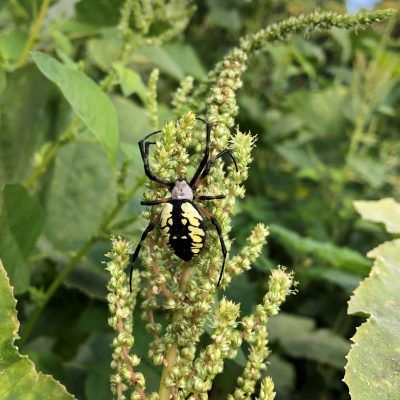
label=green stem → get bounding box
[25,118,80,190]
[159,266,191,400]
[20,180,144,345]
[17,0,51,67]
[20,237,96,345]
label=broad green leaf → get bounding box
[354,198,400,234]
[3,184,44,257]
[207,0,241,31]
[31,52,119,162]
[163,43,206,80]
[345,198,400,399]
[267,354,296,398]
[75,0,123,26]
[348,156,387,189]
[0,65,54,185]
[0,30,27,62]
[284,85,350,137]
[0,261,75,399]
[0,184,44,293]
[269,313,350,369]
[136,46,184,81]
[44,143,116,251]
[113,62,148,101]
[0,69,6,95]
[87,35,123,71]
[271,223,371,275]
[0,223,29,294]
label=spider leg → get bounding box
[189,118,211,188]
[197,194,226,201]
[198,206,227,287]
[129,215,160,291]
[141,198,171,206]
[139,131,173,189]
[193,148,238,190]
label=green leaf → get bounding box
[136,46,184,81]
[348,156,387,189]
[3,184,44,257]
[0,69,6,95]
[113,62,148,101]
[0,184,44,293]
[75,0,123,26]
[0,223,29,294]
[0,65,54,185]
[267,354,295,398]
[44,143,116,251]
[163,43,206,79]
[0,261,75,399]
[270,223,371,275]
[345,198,400,399]
[269,313,350,369]
[0,30,27,62]
[354,198,400,234]
[31,52,119,162]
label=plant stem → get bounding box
[20,180,144,345]
[17,0,51,67]
[20,236,96,345]
[25,117,80,190]
[159,267,191,400]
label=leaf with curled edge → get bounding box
[0,261,76,400]
[344,198,400,399]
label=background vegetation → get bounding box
[0,1,399,399]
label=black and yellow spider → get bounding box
[129,118,237,290]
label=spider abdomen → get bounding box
[160,200,206,261]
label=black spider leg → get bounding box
[210,216,227,287]
[193,148,238,190]
[141,198,171,206]
[129,215,160,291]
[139,130,174,189]
[197,195,226,200]
[189,118,211,188]
[198,206,227,287]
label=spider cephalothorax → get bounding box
[129,118,237,290]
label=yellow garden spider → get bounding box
[129,118,237,290]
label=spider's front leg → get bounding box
[129,214,160,291]
[139,130,173,189]
[192,148,238,190]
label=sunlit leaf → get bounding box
[271,223,371,275]
[0,261,75,399]
[32,52,119,162]
[354,198,400,234]
[345,198,400,399]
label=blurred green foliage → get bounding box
[0,0,399,399]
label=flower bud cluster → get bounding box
[230,267,295,400]
[172,76,194,117]
[146,69,160,130]
[187,299,242,395]
[222,223,269,288]
[257,377,276,400]
[106,237,146,400]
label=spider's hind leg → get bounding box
[197,206,227,287]
[129,215,160,291]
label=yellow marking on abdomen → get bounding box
[181,202,202,227]
[161,203,173,227]
[189,226,205,236]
